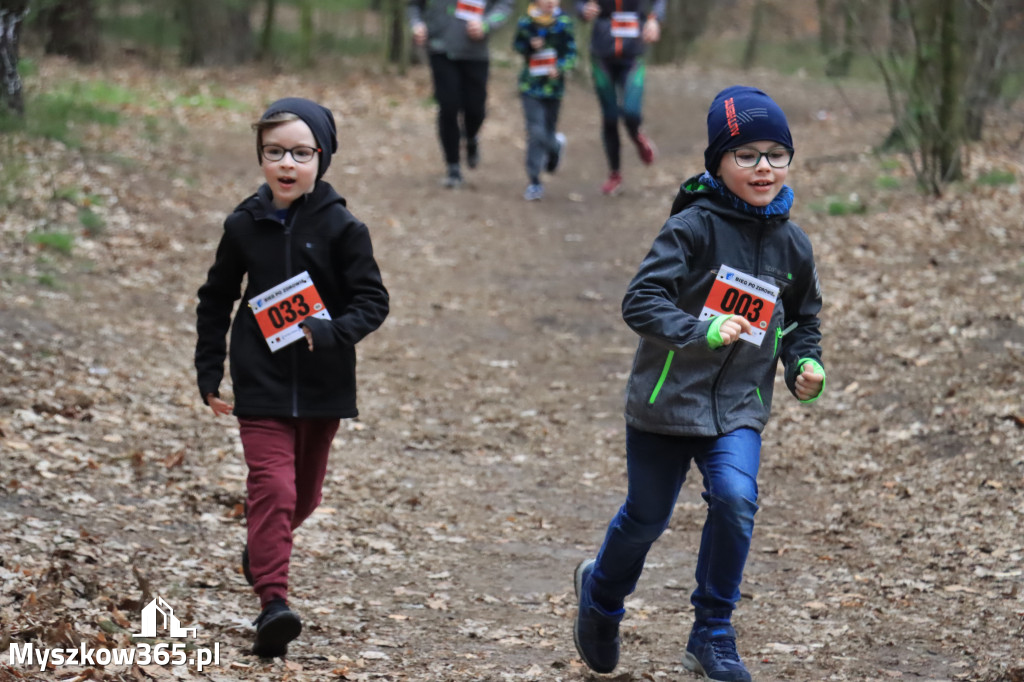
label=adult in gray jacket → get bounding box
[408,0,513,188]
[572,86,826,682]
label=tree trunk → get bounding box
[258,0,276,61]
[934,0,962,182]
[962,0,1021,140]
[382,0,408,71]
[649,0,711,64]
[293,0,312,68]
[741,0,765,71]
[177,0,256,67]
[818,0,855,77]
[0,0,28,116]
[40,0,99,63]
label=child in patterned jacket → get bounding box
[513,0,577,201]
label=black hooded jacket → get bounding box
[195,180,389,418]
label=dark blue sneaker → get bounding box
[252,599,302,658]
[573,559,623,674]
[682,623,751,681]
[443,164,463,188]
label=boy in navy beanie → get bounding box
[573,85,824,681]
[196,96,389,658]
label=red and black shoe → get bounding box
[634,132,657,165]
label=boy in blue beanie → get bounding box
[195,97,389,658]
[573,86,825,681]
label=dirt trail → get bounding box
[1,59,1023,682]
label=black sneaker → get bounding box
[546,132,566,173]
[682,623,751,682]
[573,559,623,674]
[241,544,254,586]
[252,599,302,659]
[466,137,480,169]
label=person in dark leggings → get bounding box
[576,0,665,195]
[409,0,513,188]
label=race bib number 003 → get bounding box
[249,271,330,352]
[699,265,779,346]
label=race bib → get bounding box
[455,0,485,22]
[610,12,640,38]
[249,271,330,352]
[529,48,557,76]
[698,265,779,347]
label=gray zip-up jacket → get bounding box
[622,176,824,437]
[576,0,666,60]
[407,0,513,61]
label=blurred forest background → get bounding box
[1,0,1022,195]
[1,3,1023,681]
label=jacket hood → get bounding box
[236,180,347,222]
[668,173,715,217]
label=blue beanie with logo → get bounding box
[258,97,338,179]
[704,86,793,175]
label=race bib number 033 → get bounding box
[249,271,330,352]
[699,265,779,347]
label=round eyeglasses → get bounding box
[730,147,794,169]
[260,145,320,164]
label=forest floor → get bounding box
[1,55,1024,682]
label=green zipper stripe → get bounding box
[649,351,674,404]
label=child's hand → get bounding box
[548,66,560,78]
[795,366,824,401]
[412,21,427,46]
[466,19,485,40]
[642,16,661,43]
[530,36,544,50]
[582,1,599,21]
[718,315,753,346]
[206,394,233,416]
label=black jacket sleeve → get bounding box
[300,219,389,350]
[194,219,246,402]
[781,254,824,395]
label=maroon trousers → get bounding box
[238,417,340,607]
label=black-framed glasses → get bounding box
[260,145,321,163]
[730,147,794,169]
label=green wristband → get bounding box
[797,358,826,402]
[707,315,733,350]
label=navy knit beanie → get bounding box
[704,86,793,175]
[258,97,338,179]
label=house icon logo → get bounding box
[132,596,198,639]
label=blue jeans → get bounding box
[589,426,760,623]
[521,94,561,184]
